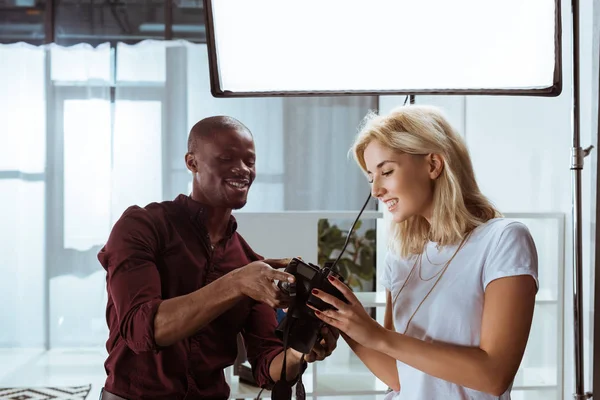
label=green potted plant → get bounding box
[318,219,376,291]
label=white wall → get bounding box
[377,0,597,396]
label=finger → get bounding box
[322,328,337,353]
[310,342,326,360]
[275,298,291,309]
[322,326,337,345]
[265,268,295,283]
[305,352,316,363]
[312,308,342,330]
[271,298,290,309]
[311,289,347,311]
[270,286,292,309]
[262,297,277,308]
[262,258,292,269]
[258,286,281,309]
[326,276,357,303]
[327,326,341,339]
[307,304,341,323]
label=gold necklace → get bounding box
[424,243,450,266]
[392,230,473,334]
[418,253,446,281]
[419,240,465,281]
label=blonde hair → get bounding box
[351,104,501,258]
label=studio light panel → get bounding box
[204,0,561,97]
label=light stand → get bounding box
[571,0,594,398]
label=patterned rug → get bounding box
[0,385,91,400]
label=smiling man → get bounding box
[97,116,338,400]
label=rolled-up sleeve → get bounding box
[98,206,164,354]
[237,237,307,388]
[241,302,284,389]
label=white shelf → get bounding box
[234,210,384,219]
[355,291,387,307]
[535,288,558,304]
[354,288,557,308]
[512,367,557,390]
[308,372,388,396]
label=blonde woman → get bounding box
[308,105,538,399]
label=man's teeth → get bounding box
[227,181,248,188]
[386,200,398,208]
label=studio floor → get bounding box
[0,348,557,400]
[0,348,106,399]
[0,348,384,400]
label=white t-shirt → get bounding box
[380,218,539,400]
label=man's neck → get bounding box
[190,192,231,243]
[203,207,231,243]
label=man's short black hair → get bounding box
[187,116,252,153]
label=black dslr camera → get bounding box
[275,257,349,354]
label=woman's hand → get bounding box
[307,275,385,348]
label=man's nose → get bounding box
[231,162,250,175]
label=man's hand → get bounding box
[233,260,295,308]
[298,326,340,363]
[262,258,293,269]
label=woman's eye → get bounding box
[382,170,393,176]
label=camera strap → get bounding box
[271,311,306,400]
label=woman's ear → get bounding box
[427,154,444,180]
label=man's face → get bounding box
[186,128,256,210]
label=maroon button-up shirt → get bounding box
[97,194,284,399]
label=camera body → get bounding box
[275,257,348,354]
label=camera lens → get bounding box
[278,281,296,296]
[279,281,290,293]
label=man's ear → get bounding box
[427,153,444,180]
[185,152,198,173]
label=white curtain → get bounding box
[0,40,376,348]
[281,96,375,211]
[0,43,46,348]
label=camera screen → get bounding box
[296,262,317,280]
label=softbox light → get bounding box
[204,0,561,98]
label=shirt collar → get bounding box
[174,193,238,238]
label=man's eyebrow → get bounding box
[366,160,393,174]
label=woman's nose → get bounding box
[371,179,385,199]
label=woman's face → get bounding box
[363,140,438,223]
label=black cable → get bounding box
[329,191,373,275]
[255,388,265,399]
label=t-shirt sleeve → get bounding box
[482,221,539,292]
[379,252,395,292]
